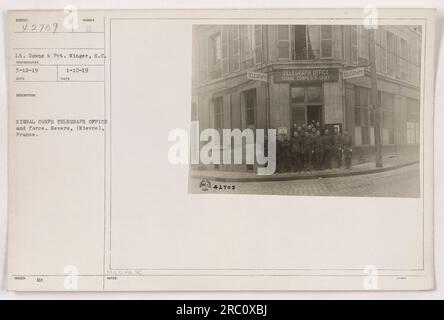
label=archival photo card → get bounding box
[6,8,435,291]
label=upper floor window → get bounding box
[231,26,241,72]
[378,29,388,73]
[351,26,358,63]
[400,38,409,80]
[358,26,369,62]
[207,28,228,80]
[277,25,291,59]
[240,25,255,69]
[253,25,263,64]
[387,31,396,76]
[291,25,332,60]
[209,32,222,65]
[320,25,333,58]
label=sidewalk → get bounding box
[189,154,419,182]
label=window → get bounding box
[379,91,395,145]
[291,87,305,103]
[290,86,321,104]
[379,29,388,73]
[243,89,256,127]
[231,26,240,71]
[277,25,291,59]
[292,25,325,60]
[320,25,333,58]
[199,36,208,82]
[359,87,369,107]
[240,25,254,68]
[351,26,358,63]
[406,98,420,144]
[387,31,396,76]
[212,97,223,130]
[253,25,263,64]
[307,86,321,103]
[307,26,321,59]
[209,32,222,65]
[354,86,372,144]
[293,25,308,59]
[407,98,420,122]
[221,27,229,75]
[395,37,401,78]
[370,109,375,126]
[388,128,395,145]
[400,38,409,80]
[208,32,223,79]
[362,108,369,126]
[375,28,381,71]
[416,48,421,83]
[407,122,419,144]
[361,127,370,144]
[358,26,369,62]
[292,107,306,126]
[354,107,361,126]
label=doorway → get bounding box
[307,105,322,125]
[290,84,323,129]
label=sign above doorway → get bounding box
[274,68,339,84]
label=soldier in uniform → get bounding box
[342,129,353,169]
[291,123,298,138]
[313,130,324,170]
[301,130,313,171]
[332,127,343,168]
[322,129,333,170]
[277,134,291,173]
[307,124,313,134]
[297,126,303,135]
[291,131,302,172]
[311,127,317,137]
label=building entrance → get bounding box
[290,84,323,130]
[307,105,322,126]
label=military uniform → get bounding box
[291,135,302,172]
[322,132,333,169]
[332,132,343,168]
[342,132,353,169]
[313,133,325,170]
[278,137,291,173]
[301,132,313,171]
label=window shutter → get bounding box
[254,25,263,64]
[351,26,358,63]
[221,26,229,75]
[375,29,380,71]
[231,26,240,71]
[199,36,208,82]
[320,25,333,58]
[277,25,290,59]
[380,29,387,73]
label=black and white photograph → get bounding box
[189,24,422,197]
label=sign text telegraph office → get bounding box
[274,68,340,84]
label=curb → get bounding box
[190,161,419,183]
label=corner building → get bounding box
[192,25,421,171]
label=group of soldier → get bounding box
[276,121,353,173]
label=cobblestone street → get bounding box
[192,163,420,197]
